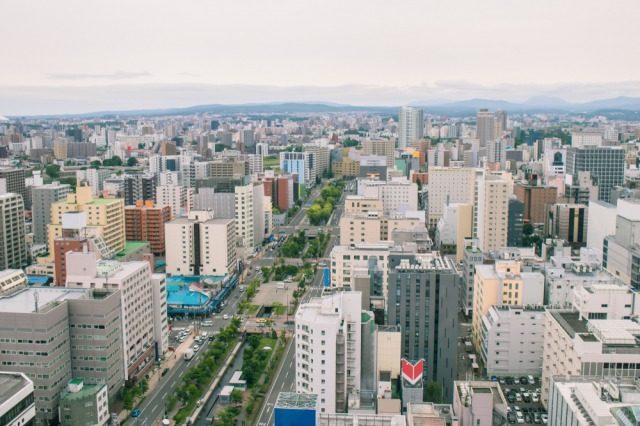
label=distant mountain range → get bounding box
[14,96,640,119]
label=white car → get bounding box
[193,345,200,352]
[223,314,230,320]
[516,412,525,424]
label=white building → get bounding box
[295,291,363,414]
[357,178,418,214]
[234,182,265,253]
[65,252,168,380]
[548,377,640,426]
[571,128,603,148]
[76,168,111,195]
[453,380,508,426]
[0,269,27,295]
[587,200,617,262]
[398,106,424,149]
[427,167,477,227]
[542,312,640,407]
[156,184,193,218]
[603,199,640,289]
[480,305,546,376]
[329,242,393,297]
[0,372,35,426]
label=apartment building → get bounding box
[0,193,28,269]
[48,185,126,256]
[362,139,395,168]
[75,168,111,196]
[343,195,384,215]
[295,291,363,414]
[0,168,27,205]
[0,286,124,425]
[156,184,192,218]
[435,203,474,261]
[387,253,460,401]
[280,151,317,187]
[124,201,172,255]
[235,182,265,252]
[471,260,544,351]
[461,239,486,317]
[398,106,424,149]
[31,183,71,245]
[303,145,330,177]
[66,253,167,381]
[480,305,545,376]
[329,242,393,299]
[165,210,237,276]
[476,171,513,252]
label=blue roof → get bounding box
[27,275,50,285]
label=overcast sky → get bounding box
[2,0,640,114]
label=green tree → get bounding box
[230,388,243,404]
[45,164,60,179]
[424,381,443,403]
[90,160,102,169]
[126,157,138,167]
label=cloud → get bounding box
[46,71,151,80]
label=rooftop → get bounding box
[275,392,318,409]
[550,310,589,338]
[115,241,149,258]
[0,372,31,405]
[60,382,106,401]
[0,286,88,313]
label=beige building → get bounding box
[339,212,422,245]
[362,139,395,168]
[330,242,393,297]
[344,195,383,215]
[471,260,544,352]
[428,167,477,227]
[476,171,513,252]
[48,185,126,256]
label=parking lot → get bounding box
[496,376,548,424]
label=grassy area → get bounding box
[238,278,261,314]
[271,303,286,316]
[263,155,279,169]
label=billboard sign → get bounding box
[401,358,424,385]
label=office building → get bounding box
[427,167,477,227]
[545,203,589,245]
[59,380,109,426]
[507,196,524,247]
[339,211,422,246]
[165,210,237,276]
[0,269,27,295]
[357,178,418,214]
[32,183,71,245]
[476,171,513,252]
[603,199,640,289]
[471,260,544,351]
[0,193,28,270]
[0,372,35,426]
[304,145,330,178]
[295,291,363,414]
[363,139,395,168]
[566,146,625,203]
[0,286,124,425]
[48,185,126,256]
[513,182,558,224]
[541,312,640,407]
[487,138,507,167]
[453,381,508,426]
[66,252,167,381]
[476,109,496,148]
[587,200,617,262]
[329,242,394,298]
[387,253,460,401]
[398,107,424,150]
[548,377,640,426]
[0,168,27,205]
[480,305,545,376]
[280,151,317,187]
[124,201,172,255]
[571,128,603,148]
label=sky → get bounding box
[1,0,640,115]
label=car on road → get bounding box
[223,314,230,320]
[202,320,213,327]
[131,408,141,417]
[193,345,200,352]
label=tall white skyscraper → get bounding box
[398,106,424,149]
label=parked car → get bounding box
[131,408,141,418]
[532,393,540,403]
[541,414,548,424]
[507,412,517,424]
[528,375,535,385]
[523,392,531,403]
[524,413,532,423]
[516,412,525,424]
[515,393,522,402]
[193,344,200,352]
[534,413,542,424]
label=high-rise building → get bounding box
[566,146,625,203]
[603,199,640,289]
[0,286,125,425]
[476,109,496,148]
[303,145,330,178]
[428,167,477,227]
[387,253,460,401]
[165,210,237,276]
[48,185,126,256]
[545,203,589,245]
[476,171,513,252]
[66,252,168,381]
[280,152,317,187]
[571,127,603,148]
[507,196,524,247]
[339,211,422,246]
[156,185,192,218]
[0,193,28,269]
[31,183,71,245]
[495,110,508,135]
[0,168,27,206]
[234,182,265,252]
[122,174,156,206]
[124,201,172,255]
[75,168,111,196]
[513,182,558,224]
[357,178,418,215]
[295,291,364,414]
[362,139,395,168]
[398,106,424,149]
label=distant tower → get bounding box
[476,109,496,148]
[398,106,424,149]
